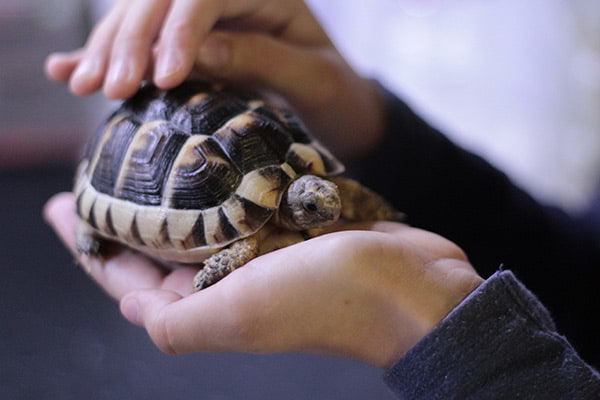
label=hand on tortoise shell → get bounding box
[44,0,327,98]
[44,192,482,369]
[44,0,385,159]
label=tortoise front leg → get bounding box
[329,177,405,222]
[193,235,260,291]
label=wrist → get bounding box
[376,258,484,369]
[327,240,438,369]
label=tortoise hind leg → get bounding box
[193,235,259,291]
[329,177,405,222]
[75,222,103,257]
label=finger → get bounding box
[121,268,277,355]
[152,0,328,88]
[194,31,342,110]
[210,0,328,46]
[160,266,198,297]
[316,221,467,262]
[45,49,84,82]
[120,289,194,354]
[123,285,254,354]
[120,290,182,354]
[318,220,412,236]
[154,0,224,88]
[381,227,468,262]
[43,192,85,257]
[104,0,172,99]
[44,192,167,300]
[69,0,128,96]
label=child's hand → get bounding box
[45,0,386,159]
[45,0,326,99]
[44,192,482,368]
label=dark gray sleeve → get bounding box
[354,87,600,363]
[383,271,600,399]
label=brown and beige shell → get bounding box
[74,81,344,263]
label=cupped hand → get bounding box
[45,0,385,159]
[44,192,482,368]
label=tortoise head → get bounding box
[275,175,341,230]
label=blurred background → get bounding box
[1,0,599,398]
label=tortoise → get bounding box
[73,81,402,291]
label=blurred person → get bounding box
[44,0,600,397]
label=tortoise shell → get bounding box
[73,81,344,262]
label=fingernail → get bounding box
[155,50,183,81]
[72,58,99,82]
[122,297,140,325]
[107,59,133,86]
[198,37,229,70]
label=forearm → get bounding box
[356,87,600,363]
[384,271,600,399]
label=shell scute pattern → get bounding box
[171,92,248,135]
[89,117,140,195]
[213,112,294,174]
[116,122,187,206]
[75,81,344,259]
[167,135,241,210]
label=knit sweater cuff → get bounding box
[383,270,600,399]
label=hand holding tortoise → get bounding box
[45,192,482,368]
[44,0,482,370]
[71,81,401,291]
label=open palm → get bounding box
[44,192,481,368]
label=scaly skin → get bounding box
[193,235,260,291]
[330,177,405,222]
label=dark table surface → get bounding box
[0,165,395,400]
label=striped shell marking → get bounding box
[74,81,344,263]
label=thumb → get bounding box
[195,31,340,111]
[120,285,252,355]
[120,289,182,354]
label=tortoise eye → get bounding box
[304,202,318,212]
